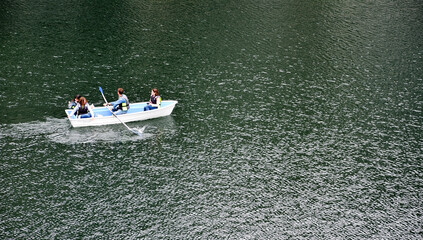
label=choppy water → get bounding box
[1,0,422,239]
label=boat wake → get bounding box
[0,118,151,144]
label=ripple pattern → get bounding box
[1,0,422,239]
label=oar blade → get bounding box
[131,130,142,136]
[132,126,146,137]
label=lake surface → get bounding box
[1,0,422,238]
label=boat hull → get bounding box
[65,100,177,127]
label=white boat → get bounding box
[65,100,177,127]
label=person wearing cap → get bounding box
[104,88,130,115]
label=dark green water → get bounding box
[1,0,422,238]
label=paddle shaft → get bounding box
[99,87,137,135]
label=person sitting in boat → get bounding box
[69,97,94,118]
[104,88,130,115]
[67,94,81,109]
[144,88,161,111]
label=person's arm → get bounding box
[112,98,125,111]
[69,104,79,116]
[87,104,95,118]
[105,99,117,108]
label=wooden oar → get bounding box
[99,86,144,136]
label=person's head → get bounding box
[151,88,159,96]
[74,94,81,102]
[117,88,124,95]
[79,97,87,106]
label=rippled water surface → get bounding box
[1,0,422,238]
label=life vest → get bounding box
[150,95,161,108]
[75,104,88,115]
[150,95,156,104]
[117,94,130,111]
